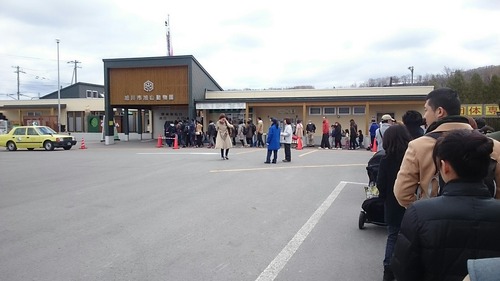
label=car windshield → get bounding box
[36,126,57,135]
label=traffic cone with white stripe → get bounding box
[80,138,87,149]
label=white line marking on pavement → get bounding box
[210,163,365,173]
[137,152,219,155]
[298,150,317,157]
[255,181,349,281]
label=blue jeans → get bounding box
[384,225,400,267]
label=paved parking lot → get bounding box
[0,141,386,281]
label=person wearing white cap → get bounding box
[375,114,395,152]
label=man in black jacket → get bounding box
[305,120,316,147]
[391,129,500,281]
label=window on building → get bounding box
[309,107,321,115]
[92,91,98,98]
[323,107,336,115]
[338,106,351,115]
[67,111,84,132]
[27,111,42,117]
[86,90,92,98]
[353,106,366,115]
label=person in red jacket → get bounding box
[320,117,331,149]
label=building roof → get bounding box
[41,82,104,99]
[199,86,433,104]
[0,103,67,110]
[103,55,223,91]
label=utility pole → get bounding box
[56,39,61,133]
[165,15,172,56]
[12,66,26,100]
[67,60,81,84]
[408,66,414,85]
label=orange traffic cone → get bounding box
[296,136,303,150]
[156,134,163,148]
[372,140,377,152]
[80,137,87,149]
[173,134,179,149]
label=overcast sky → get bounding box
[1,0,499,100]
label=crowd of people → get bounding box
[163,87,500,280]
[369,88,500,281]
[165,116,377,152]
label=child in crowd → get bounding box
[358,130,364,149]
[344,129,350,149]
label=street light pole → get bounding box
[408,66,414,85]
[56,39,61,133]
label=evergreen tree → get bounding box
[487,74,500,104]
[447,71,469,103]
[469,73,485,103]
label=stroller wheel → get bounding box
[358,211,366,229]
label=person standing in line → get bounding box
[475,117,495,134]
[332,122,342,149]
[195,120,203,148]
[189,119,195,147]
[349,119,358,150]
[176,120,184,147]
[256,117,265,148]
[281,118,293,162]
[394,88,500,208]
[246,120,256,147]
[391,129,500,281]
[376,125,412,281]
[375,114,395,152]
[227,118,236,146]
[305,120,316,147]
[295,119,304,147]
[330,124,335,148]
[402,110,425,140]
[369,118,379,150]
[344,129,350,149]
[320,117,331,149]
[215,113,234,160]
[264,118,281,164]
[358,130,364,149]
[237,120,247,147]
[207,120,216,148]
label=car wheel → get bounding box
[27,148,35,151]
[358,211,366,230]
[43,141,54,151]
[7,141,17,151]
[63,146,72,150]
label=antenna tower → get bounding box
[165,15,173,56]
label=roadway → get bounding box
[0,141,386,281]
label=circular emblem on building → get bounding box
[144,80,154,92]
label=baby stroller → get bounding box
[358,150,387,229]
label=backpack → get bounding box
[243,126,248,135]
[426,131,497,197]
